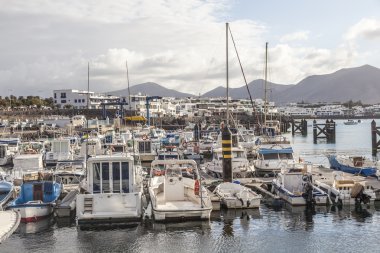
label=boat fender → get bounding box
[247,200,251,207]
[194,179,200,196]
[239,198,244,206]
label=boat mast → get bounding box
[126,60,131,111]
[226,22,229,126]
[86,62,89,164]
[87,62,90,110]
[264,42,268,126]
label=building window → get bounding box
[74,99,77,103]
[61,100,66,104]
[54,93,56,98]
[54,100,57,103]
[82,99,85,103]
[61,93,66,98]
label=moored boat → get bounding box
[76,153,144,226]
[272,166,328,206]
[7,178,61,222]
[343,119,358,125]
[254,144,295,177]
[213,182,261,209]
[328,155,377,177]
[0,180,14,210]
[149,159,212,221]
[315,171,376,205]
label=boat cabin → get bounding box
[257,146,294,160]
[213,148,246,160]
[351,156,364,167]
[86,155,136,194]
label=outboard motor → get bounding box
[302,174,316,208]
[351,183,371,207]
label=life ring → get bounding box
[194,179,200,196]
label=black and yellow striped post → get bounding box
[222,126,232,182]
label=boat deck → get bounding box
[312,166,380,198]
[155,194,204,211]
[0,210,21,243]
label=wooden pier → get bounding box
[292,119,307,136]
[313,119,336,143]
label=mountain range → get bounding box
[106,65,380,104]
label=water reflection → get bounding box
[55,216,76,228]
[330,204,374,223]
[17,216,55,234]
[212,208,261,237]
[150,220,211,232]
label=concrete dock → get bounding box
[0,210,21,243]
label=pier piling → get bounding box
[292,119,307,136]
[371,120,380,156]
[313,119,336,144]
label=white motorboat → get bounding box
[272,166,328,206]
[315,171,376,205]
[344,119,358,125]
[254,144,295,177]
[45,139,73,166]
[0,138,20,166]
[213,182,261,209]
[149,159,212,221]
[136,138,159,162]
[0,144,12,166]
[205,146,255,179]
[54,159,86,193]
[76,153,144,226]
[12,153,44,186]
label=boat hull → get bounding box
[329,156,377,177]
[8,204,53,222]
[152,207,212,221]
[0,182,13,210]
[272,181,328,206]
[76,192,143,226]
[0,156,11,166]
[220,197,260,209]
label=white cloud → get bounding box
[0,1,377,98]
[280,31,310,43]
[345,18,380,41]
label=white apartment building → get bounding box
[128,93,164,118]
[53,89,120,109]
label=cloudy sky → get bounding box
[1,0,380,97]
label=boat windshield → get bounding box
[152,163,197,179]
[232,151,245,158]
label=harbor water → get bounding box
[2,119,380,253]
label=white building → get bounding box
[53,89,120,109]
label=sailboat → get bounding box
[212,23,261,209]
[253,43,293,177]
